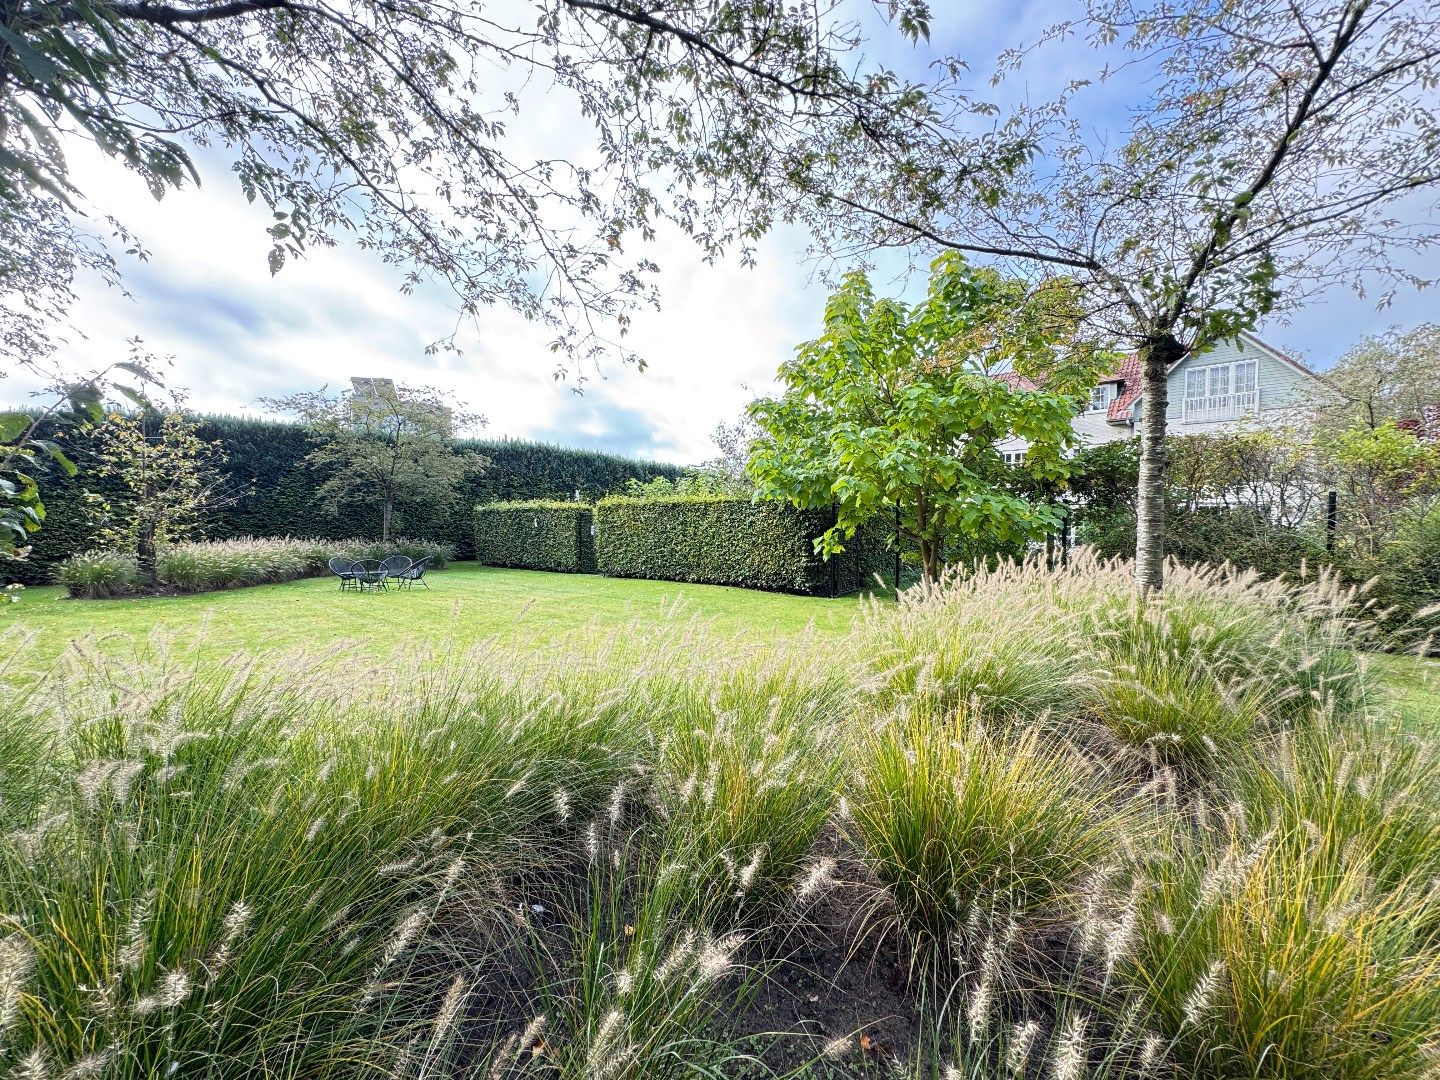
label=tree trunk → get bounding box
[1134,332,1186,594]
[919,536,940,584]
[137,522,157,582]
[381,493,393,543]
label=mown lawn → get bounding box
[1,562,880,679]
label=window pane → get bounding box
[1185,369,1206,397]
[1209,365,1230,396]
[1235,360,1257,394]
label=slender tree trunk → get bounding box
[137,521,157,581]
[1134,332,1186,594]
[381,492,393,543]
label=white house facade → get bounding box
[997,331,1331,462]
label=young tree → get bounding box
[267,383,486,543]
[1,348,162,559]
[82,409,228,579]
[0,0,931,375]
[1322,323,1440,432]
[785,0,1440,592]
[747,253,1106,583]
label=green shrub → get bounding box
[475,500,595,572]
[594,495,890,596]
[53,549,143,597]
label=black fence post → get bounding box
[1326,490,1338,554]
[893,506,902,594]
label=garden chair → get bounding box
[329,556,363,591]
[392,555,432,589]
[378,555,412,587]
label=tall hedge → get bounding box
[474,501,596,573]
[6,415,683,583]
[594,496,892,596]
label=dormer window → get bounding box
[1088,383,1116,413]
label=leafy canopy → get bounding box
[747,252,1107,578]
[81,409,229,575]
[265,383,487,542]
[0,0,931,376]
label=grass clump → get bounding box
[55,536,455,597]
[844,706,1135,979]
[1117,828,1440,1080]
[54,549,144,597]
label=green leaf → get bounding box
[0,412,31,442]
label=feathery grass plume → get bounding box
[12,1048,49,1080]
[793,857,836,903]
[1050,1013,1089,1080]
[1007,1020,1041,1076]
[821,1035,853,1059]
[1180,960,1223,1028]
[0,934,33,1033]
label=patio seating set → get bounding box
[328,554,433,592]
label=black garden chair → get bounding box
[391,555,432,589]
[328,556,364,591]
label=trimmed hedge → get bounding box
[6,414,683,584]
[594,496,892,596]
[474,501,596,573]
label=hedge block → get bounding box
[474,501,595,573]
[594,496,891,596]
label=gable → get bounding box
[1164,335,1329,419]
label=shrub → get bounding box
[594,495,890,596]
[474,500,595,572]
[53,549,143,597]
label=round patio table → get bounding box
[355,561,390,591]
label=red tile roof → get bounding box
[1105,355,1144,422]
[993,371,1040,391]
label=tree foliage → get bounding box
[1321,322,1440,432]
[0,0,931,375]
[265,383,487,543]
[747,253,1106,582]
[0,347,160,559]
[80,409,228,578]
[783,0,1440,591]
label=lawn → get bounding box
[1,562,878,679]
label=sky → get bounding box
[9,0,1438,466]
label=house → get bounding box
[996,331,1332,462]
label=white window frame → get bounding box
[1181,359,1259,423]
[1087,383,1115,413]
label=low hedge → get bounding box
[474,501,596,573]
[594,496,891,596]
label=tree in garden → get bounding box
[783,0,1440,592]
[266,383,486,543]
[1321,323,1440,432]
[747,253,1107,583]
[1321,420,1440,557]
[81,408,228,580]
[1,349,161,559]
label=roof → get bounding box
[993,371,1040,391]
[1105,355,1144,422]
